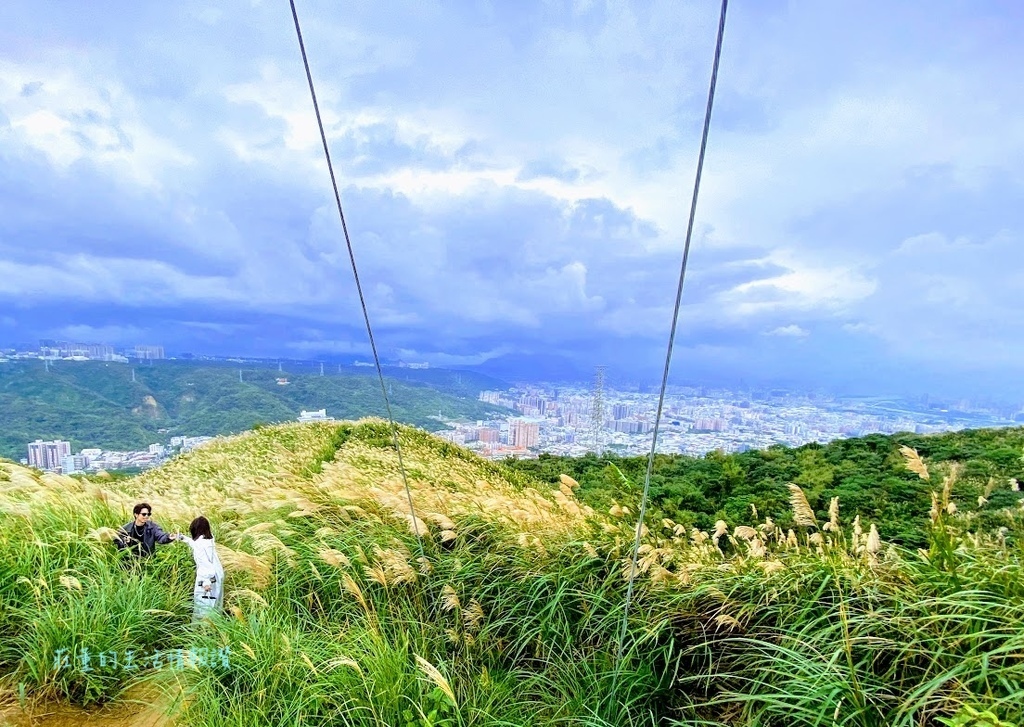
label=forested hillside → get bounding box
[508,426,1024,546]
[0,360,508,458]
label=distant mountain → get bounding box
[460,353,592,383]
[378,365,511,396]
[0,360,511,459]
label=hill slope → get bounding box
[511,425,1024,546]
[1,421,1023,726]
[0,360,509,459]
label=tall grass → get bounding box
[1,426,1022,726]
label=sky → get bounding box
[1,1,1023,398]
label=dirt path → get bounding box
[0,685,178,727]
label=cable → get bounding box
[610,0,729,707]
[287,0,425,557]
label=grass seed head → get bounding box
[866,523,881,554]
[441,585,460,612]
[787,484,817,527]
[899,446,930,480]
[559,474,579,489]
[733,525,757,541]
[828,497,840,530]
[414,655,457,707]
[58,575,82,591]
[463,599,485,630]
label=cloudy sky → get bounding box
[1,1,1022,396]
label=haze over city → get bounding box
[2,1,1023,398]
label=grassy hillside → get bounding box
[1,422,1023,726]
[0,360,508,459]
[510,426,1024,547]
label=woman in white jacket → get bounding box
[175,516,225,621]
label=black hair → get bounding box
[133,503,152,516]
[189,516,213,540]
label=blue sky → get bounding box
[1,1,1023,396]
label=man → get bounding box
[115,503,175,557]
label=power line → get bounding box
[287,0,425,554]
[610,0,729,709]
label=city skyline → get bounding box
[1,2,1023,398]
[440,383,1023,461]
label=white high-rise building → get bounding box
[27,439,72,471]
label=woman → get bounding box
[176,516,225,621]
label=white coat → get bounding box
[179,535,225,620]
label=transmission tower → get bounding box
[590,365,606,454]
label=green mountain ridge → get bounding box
[0,360,509,458]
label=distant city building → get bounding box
[612,403,632,420]
[562,411,584,427]
[508,419,540,448]
[276,377,290,386]
[27,439,72,472]
[37,341,123,361]
[132,345,165,360]
[476,427,501,443]
[180,436,214,452]
[517,395,544,414]
[435,430,466,444]
[298,409,334,422]
[613,420,652,435]
[84,344,116,360]
[61,454,89,474]
[479,391,502,405]
[398,361,430,369]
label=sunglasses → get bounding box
[139,512,151,517]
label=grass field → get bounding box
[1,421,1022,726]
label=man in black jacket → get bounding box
[115,503,176,557]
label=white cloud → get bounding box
[1,0,1023,389]
[841,322,878,335]
[0,59,193,188]
[718,253,877,318]
[766,324,809,338]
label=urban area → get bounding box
[432,381,1022,460]
[9,341,1023,471]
